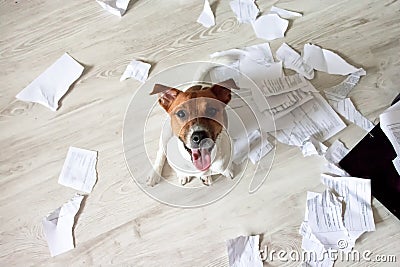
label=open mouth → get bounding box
[184,143,214,171]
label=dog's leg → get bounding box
[221,164,235,180]
[200,175,212,186]
[178,175,192,186]
[146,135,167,187]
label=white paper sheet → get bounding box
[197,0,215,28]
[393,156,400,175]
[252,14,288,41]
[256,74,311,97]
[303,43,362,75]
[322,162,350,177]
[120,60,151,83]
[324,69,366,100]
[42,194,84,257]
[321,174,375,241]
[226,235,263,267]
[210,43,274,65]
[329,98,374,131]
[324,140,349,164]
[16,53,84,111]
[210,43,282,88]
[229,0,259,23]
[306,189,353,251]
[232,130,274,164]
[380,107,400,155]
[299,222,334,267]
[300,136,328,157]
[269,6,302,19]
[272,93,346,146]
[58,147,98,193]
[248,133,274,164]
[96,0,130,17]
[276,43,314,79]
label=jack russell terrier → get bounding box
[147,79,238,186]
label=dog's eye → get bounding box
[206,107,217,117]
[176,110,187,119]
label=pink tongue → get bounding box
[191,148,211,171]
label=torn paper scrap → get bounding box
[42,194,84,257]
[252,14,288,41]
[229,0,259,24]
[303,43,362,75]
[329,98,375,131]
[321,174,375,241]
[299,222,334,267]
[380,108,400,155]
[270,6,302,19]
[209,43,282,88]
[263,89,314,119]
[210,43,275,66]
[58,147,98,194]
[226,235,263,267]
[322,162,350,177]
[197,0,215,28]
[324,140,349,164]
[248,133,274,164]
[233,130,261,164]
[257,74,311,97]
[324,69,366,100]
[393,156,400,175]
[120,60,151,83]
[272,93,346,146]
[306,189,353,251]
[96,0,130,17]
[276,43,314,79]
[16,53,84,111]
[300,136,327,157]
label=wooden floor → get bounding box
[1,0,399,266]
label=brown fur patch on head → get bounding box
[152,83,232,146]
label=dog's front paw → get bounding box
[178,175,191,185]
[146,170,161,187]
[200,175,212,186]
[222,167,234,180]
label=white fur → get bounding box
[147,128,234,186]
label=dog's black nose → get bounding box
[191,131,207,146]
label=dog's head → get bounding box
[151,79,237,171]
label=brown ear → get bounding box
[210,82,234,105]
[151,84,181,111]
[217,78,239,90]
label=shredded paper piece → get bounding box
[252,14,288,41]
[120,60,151,82]
[324,140,349,164]
[96,0,130,17]
[269,6,302,19]
[380,102,400,155]
[197,0,215,28]
[42,194,84,257]
[303,43,362,75]
[329,98,375,131]
[276,43,314,79]
[16,53,84,111]
[393,156,400,175]
[233,130,274,164]
[226,235,263,267]
[229,0,259,24]
[58,147,98,193]
[300,175,375,266]
[300,136,328,157]
[272,93,346,146]
[324,69,366,100]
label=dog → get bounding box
[147,79,238,186]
